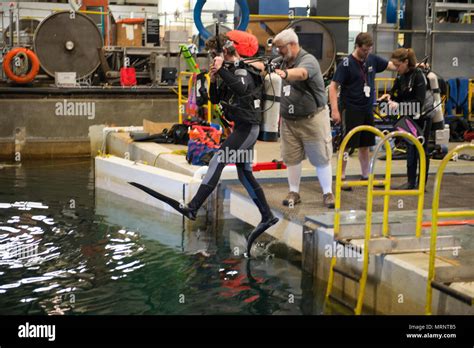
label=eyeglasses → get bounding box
[275,43,289,52]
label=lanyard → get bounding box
[357,59,368,84]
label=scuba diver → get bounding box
[379,48,432,190]
[130,33,278,257]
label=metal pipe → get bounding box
[16,5,20,47]
[249,14,350,21]
[429,0,435,68]
[9,6,13,48]
[431,30,474,34]
[396,0,401,29]
[106,10,111,47]
[375,0,379,49]
[431,281,473,306]
[424,0,430,58]
[373,28,427,33]
[1,11,4,48]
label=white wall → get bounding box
[349,0,381,51]
[350,0,380,32]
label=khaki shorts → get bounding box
[280,107,333,167]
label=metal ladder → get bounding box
[325,127,428,315]
[425,143,474,314]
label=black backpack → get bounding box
[236,61,265,116]
[449,118,471,142]
[131,124,189,145]
[169,123,189,145]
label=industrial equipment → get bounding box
[33,11,103,80]
[3,19,40,48]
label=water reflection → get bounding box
[0,160,309,315]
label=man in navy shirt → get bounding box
[329,32,397,188]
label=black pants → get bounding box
[341,105,375,149]
[188,123,273,221]
[406,117,432,187]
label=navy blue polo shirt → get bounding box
[333,54,388,111]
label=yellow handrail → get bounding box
[375,78,395,99]
[333,126,392,236]
[425,144,474,315]
[178,71,212,124]
[326,126,392,314]
[374,78,394,118]
[327,128,426,315]
[355,131,426,315]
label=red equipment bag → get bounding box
[120,67,137,86]
[252,161,287,172]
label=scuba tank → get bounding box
[426,71,445,127]
[258,72,282,142]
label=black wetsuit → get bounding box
[187,63,274,230]
[129,62,278,256]
[391,68,431,188]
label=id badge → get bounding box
[283,85,291,97]
[364,84,371,98]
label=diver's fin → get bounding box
[128,182,197,220]
[245,217,279,257]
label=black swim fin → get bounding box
[245,216,279,258]
[129,182,197,220]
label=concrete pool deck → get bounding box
[93,129,474,314]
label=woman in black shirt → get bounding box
[380,48,431,190]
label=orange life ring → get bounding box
[3,47,40,84]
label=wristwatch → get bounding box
[283,69,289,80]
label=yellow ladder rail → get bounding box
[333,126,393,236]
[326,129,426,315]
[355,131,426,315]
[326,125,393,314]
[425,144,474,315]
